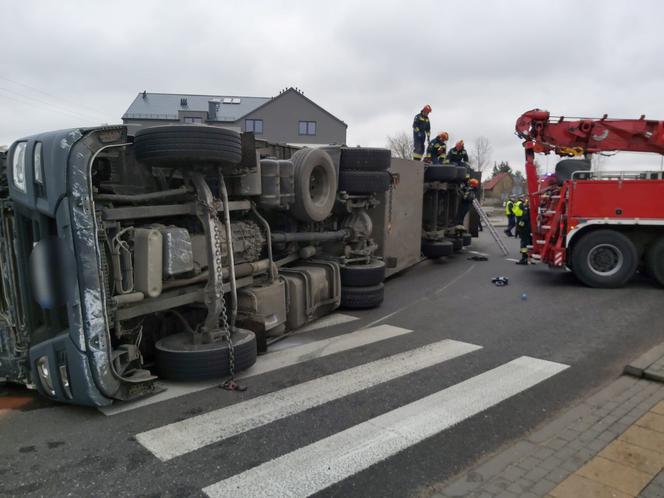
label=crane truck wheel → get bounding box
[340,147,391,171]
[340,259,386,287]
[421,239,454,258]
[134,125,242,167]
[291,148,338,222]
[338,170,391,194]
[645,237,664,286]
[424,165,457,182]
[340,283,385,309]
[571,230,638,288]
[155,328,257,381]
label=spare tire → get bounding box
[134,125,242,167]
[421,239,454,258]
[338,170,391,194]
[340,283,385,309]
[340,147,391,171]
[425,165,457,182]
[340,259,386,287]
[156,328,257,381]
[291,148,337,222]
[555,159,591,184]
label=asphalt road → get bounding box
[1,232,663,498]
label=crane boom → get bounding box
[515,109,664,155]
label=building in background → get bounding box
[122,87,347,145]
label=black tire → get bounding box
[462,233,472,246]
[421,239,454,258]
[425,165,457,182]
[456,166,469,180]
[155,328,257,381]
[555,159,591,184]
[645,237,664,286]
[338,170,391,194]
[340,147,391,171]
[134,125,242,167]
[340,259,386,287]
[291,148,337,222]
[571,229,638,288]
[340,283,385,309]
[451,238,463,252]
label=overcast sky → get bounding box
[2,0,664,173]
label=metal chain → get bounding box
[194,188,236,380]
[387,183,394,233]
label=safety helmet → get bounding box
[422,105,432,114]
[438,131,449,141]
[469,178,479,188]
[456,140,464,149]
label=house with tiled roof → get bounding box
[122,87,347,145]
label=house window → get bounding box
[183,116,202,124]
[299,121,316,136]
[245,119,263,135]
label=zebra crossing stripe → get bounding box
[136,339,481,461]
[203,356,568,498]
[101,324,411,416]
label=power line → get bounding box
[0,88,104,122]
[0,75,108,119]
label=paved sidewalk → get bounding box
[423,374,664,498]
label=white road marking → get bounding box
[100,324,412,416]
[203,356,569,498]
[365,265,476,328]
[136,339,481,461]
[505,258,520,262]
[294,313,359,333]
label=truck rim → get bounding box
[587,243,623,276]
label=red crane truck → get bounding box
[515,109,664,288]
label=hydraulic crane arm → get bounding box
[515,109,664,156]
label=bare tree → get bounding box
[386,132,413,159]
[470,136,492,172]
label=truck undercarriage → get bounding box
[0,125,477,406]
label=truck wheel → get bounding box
[155,328,257,381]
[340,147,391,171]
[571,230,638,288]
[462,233,472,246]
[421,239,454,258]
[291,148,337,222]
[340,259,386,287]
[455,166,469,181]
[645,237,664,286]
[134,125,242,167]
[451,237,463,252]
[555,159,591,184]
[424,165,457,182]
[340,283,384,309]
[338,170,391,194]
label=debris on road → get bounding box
[491,276,509,286]
[468,255,489,261]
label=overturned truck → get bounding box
[0,125,478,406]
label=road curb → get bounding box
[624,342,664,382]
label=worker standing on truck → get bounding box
[504,195,516,237]
[412,105,432,161]
[455,177,479,227]
[448,140,469,165]
[424,131,449,164]
[515,197,532,265]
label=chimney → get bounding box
[208,99,220,120]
